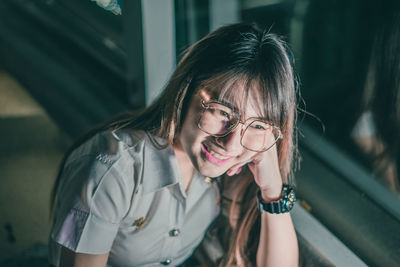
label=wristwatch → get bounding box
[256,185,296,214]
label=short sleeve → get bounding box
[50,134,136,255]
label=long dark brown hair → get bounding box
[362,10,400,191]
[51,23,298,265]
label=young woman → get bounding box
[49,23,299,267]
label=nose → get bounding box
[215,125,244,154]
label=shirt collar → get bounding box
[141,134,181,194]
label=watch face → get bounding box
[288,190,296,203]
[284,199,294,210]
[283,190,296,211]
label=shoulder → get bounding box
[63,128,154,182]
[66,129,147,164]
[57,129,154,220]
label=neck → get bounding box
[172,143,195,193]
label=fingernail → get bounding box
[236,167,242,175]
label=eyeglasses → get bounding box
[197,98,284,152]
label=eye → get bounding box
[219,110,230,118]
[251,124,266,130]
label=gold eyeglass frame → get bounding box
[197,98,284,152]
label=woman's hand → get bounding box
[247,144,283,201]
[226,133,283,202]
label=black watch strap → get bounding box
[256,185,296,214]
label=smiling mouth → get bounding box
[201,143,233,166]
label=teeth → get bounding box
[209,150,229,160]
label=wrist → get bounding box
[260,184,283,202]
[256,184,296,214]
[261,191,281,202]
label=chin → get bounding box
[201,170,224,178]
[197,163,229,178]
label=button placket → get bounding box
[160,188,183,264]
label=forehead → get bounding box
[199,77,266,119]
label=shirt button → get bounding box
[169,229,180,237]
[160,259,172,265]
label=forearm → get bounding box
[256,211,298,267]
[60,247,109,267]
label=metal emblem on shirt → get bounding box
[134,217,147,230]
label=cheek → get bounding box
[180,114,204,148]
[183,109,203,138]
[182,118,198,138]
[236,150,257,163]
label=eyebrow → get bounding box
[210,97,237,111]
[210,97,269,121]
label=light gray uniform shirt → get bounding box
[49,129,220,267]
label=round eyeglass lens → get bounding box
[241,120,281,151]
[198,102,238,136]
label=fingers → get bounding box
[225,143,278,177]
[226,161,250,176]
[226,165,242,176]
[226,152,264,176]
[235,167,242,175]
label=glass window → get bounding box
[174,1,400,265]
[0,69,70,262]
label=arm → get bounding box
[60,246,109,267]
[229,143,299,266]
[251,146,298,267]
[52,153,132,267]
[256,210,298,267]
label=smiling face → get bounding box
[175,80,268,178]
